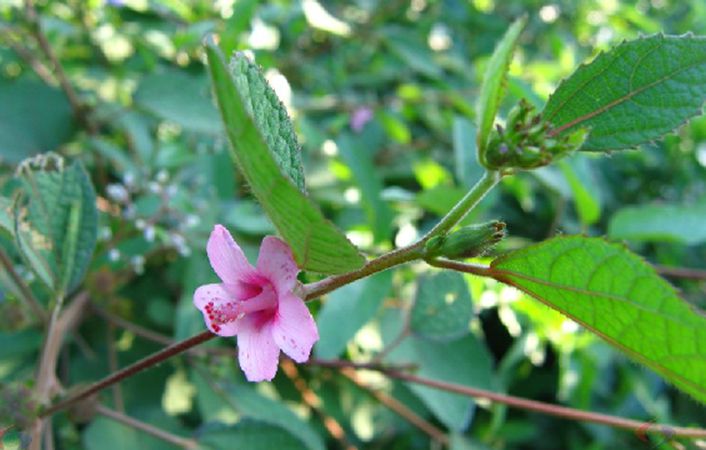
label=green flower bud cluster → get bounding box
[481,99,588,170]
[424,220,506,260]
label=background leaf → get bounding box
[544,34,706,151]
[608,202,706,244]
[0,80,76,164]
[411,271,473,341]
[135,71,221,135]
[205,43,364,274]
[315,271,392,359]
[490,236,706,404]
[198,421,308,450]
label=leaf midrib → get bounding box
[547,38,706,135]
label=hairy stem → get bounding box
[304,170,501,300]
[40,331,214,418]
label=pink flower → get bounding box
[193,225,319,382]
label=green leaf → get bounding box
[543,34,706,151]
[205,42,364,274]
[13,156,98,295]
[559,159,600,226]
[490,236,706,404]
[135,71,221,135]
[315,271,392,359]
[390,334,496,431]
[199,421,308,450]
[84,416,181,450]
[452,116,482,188]
[475,16,527,156]
[192,370,325,450]
[608,203,706,245]
[0,80,76,164]
[411,272,473,341]
[337,132,394,243]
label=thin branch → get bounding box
[379,369,706,439]
[654,265,706,281]
[307,358,417,372]
[0,28,54,84]
[339,368,448,446]
[0,245,48,322]
[280,359,357,450]
[96,405,198,449]
[24,0,97,134]
[41,331,215,418]
[106,324,124,413]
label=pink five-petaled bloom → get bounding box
[193,225,319,382]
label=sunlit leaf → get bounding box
[490,236,706,404]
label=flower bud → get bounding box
[480,99,588,170]
[424,221,506,260]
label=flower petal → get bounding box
[237,317,280,382]
[207,224,256,284]
[256,236,299,293]
[272,293,319,363]
[193,283,240,336]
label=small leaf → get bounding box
[205,41,364,274]
[559,159,600,226]
[316,271,392,359]
[544,34,706,151]
[490,236,706,404]
[475,16,527,156]
[411,272,473,341]
[13,156,98,295]
[608,203,706,245]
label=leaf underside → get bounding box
[205,42,364,274]
[490,236,706,404]
[544,34,706,151]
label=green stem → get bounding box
[304,170,501,300]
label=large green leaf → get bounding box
[543,34,706,151]
[12,156,97,295]
[608,203,706,245]
[489,236,706,403]
[315,271,392,359]
[0,80,76,164]
[205,43,364,274]
[411,272,473,341]
[475,16,527,157]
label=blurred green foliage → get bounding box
[1,0,705,449]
